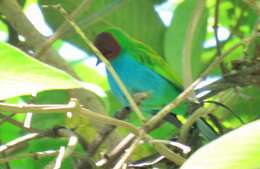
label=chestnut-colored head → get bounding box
[94,32,121,61]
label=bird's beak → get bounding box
[96,58,102,66]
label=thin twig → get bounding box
[0,99,141,135]
[46,147,66,169]
[179,91,235,143]
[0,150,59,163]
[112,136,142,169]
[23,93,37,131]
[0,143,11,169]
[89,93,148,156]
[0,150,87,164]
[96,133,136,168]
[197,61,260,100]
[149,140,191,154]
[98,131,187,167]
[36,0,92,59]
[213,0,221,57]
[213,0,227,74]
[0,113,15,125]
[151,143,185,165]
[0,113,40,133]
[79,108,140,135]
[128,155,165,168]
[44,128,78,169]
[0,99,77,114]
[98,133,186,167]
[0,133,42,153]
[88,107,131,155]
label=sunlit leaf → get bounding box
[0,42,81,100]
[181,120,260,169]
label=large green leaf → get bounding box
[39,0,165,55]
[0,42,81,100]
[181,120,260,169]
[164,0,208,81]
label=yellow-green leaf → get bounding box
[0,42,81,100]
[181,120,260,169]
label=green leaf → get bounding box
[220,87,260,128]
[181,120,260,169]
[25,90,70,130]
[0,42,81,100]
[39,0,165,55]
[71,61,109,90]
[164,0,208,81]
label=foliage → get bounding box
[0,0,259,169]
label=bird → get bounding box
[94,28,218,141]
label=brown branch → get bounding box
[128,155,165,168]
[0,99,141,135]
[97,134,185,168]
[44,128,78,169]
[97,118,186,168]
[0,151,59,164]
[88,107,131,156]
[213,0,227,74]
[0,100,77,114]
[0,113,15,125]
[0,127,80,168]
[0,112,40,133]
[0,150,92,167]
[112,136,142,169]
[88,93,148,156]
[197,61,260,100]
[96,134,136,168]
[0,133,43,153]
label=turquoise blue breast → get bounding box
[106,51,181,114]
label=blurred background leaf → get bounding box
[39,0,166,55]
[164,0,209,81]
